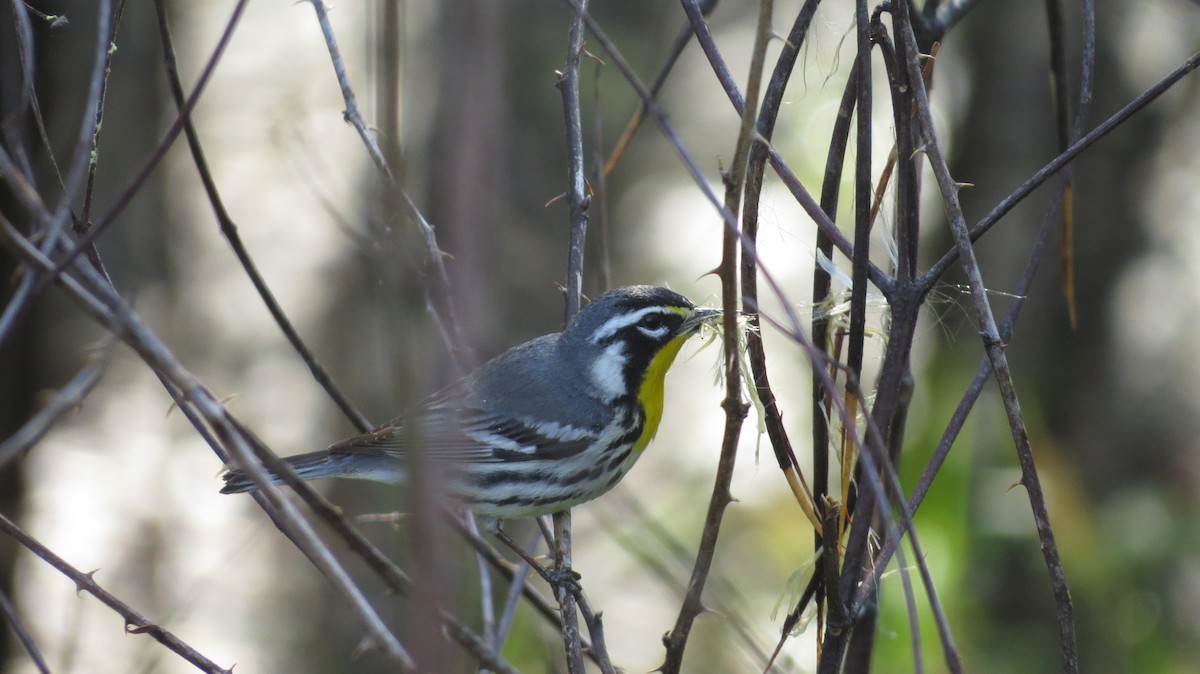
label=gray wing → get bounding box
[329,337,604,464]
[329,404,595,464]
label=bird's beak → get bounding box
[682,306,722,334]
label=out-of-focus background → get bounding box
[2,0,1200,672]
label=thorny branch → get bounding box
[554,0,592,671]
[893,1,1077,670]
[0,513,232,674]
[660,0,773,669]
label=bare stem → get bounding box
[555,0,592,670]
[0,512,232,674]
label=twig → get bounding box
[0,351,108,469]
[152,0,372,433]
[809,58,861,628]
[306,0,469,372]
[398,191,471,369]
[590,57,612,289]
[1043,0,1076,327]
[39,0,251,292]
[576,591,617,674]
[75,0,127,284]
[0,512,232,674]
[226,421,520,674]
[835,11,881,659]
[553,0,591,670]
[492,529,539,653]
[837,12,941,672]
[572,0,817,351]
[892,3,1078,671]
[862,0,1096,633]
[0,587,52,674]
[675,0,892,293]
[3,0,36,128]
[739,0,823,582]
[597,0,718,177]
[661,1,772,669]
[304,0,393,180]
[923,49,1200,286]
[0,0,112,346]
[468,516,498,654]
[0,220,418,670]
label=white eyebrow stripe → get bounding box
[589,305,683,344]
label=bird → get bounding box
[221,285,720,530]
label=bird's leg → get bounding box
[491,522,582,594]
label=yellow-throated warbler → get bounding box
[221,285,719,528]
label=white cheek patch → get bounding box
[589,341,628,401]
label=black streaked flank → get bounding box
[604,447,632,473]
[469,490,592,510]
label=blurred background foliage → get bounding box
[2,0,1200,672]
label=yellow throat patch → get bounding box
[633,332,691,453]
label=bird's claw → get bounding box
[532,564,582,594]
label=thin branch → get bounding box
[576,593,617,674]
[74,0,127,284]
[862,0,1097,635]
[559,1,590,319]
[829,3,884,665]
[305,0,393,179]
[152,0,372,433]
[307,0,470,371]
[598,0,718,177]
[39,0,251,293]
[675,0,893,294]
[1043,0,1076,327]
[491,528,539,653]
[0,513,232,674]
[0,0,113,346]
[661,1,771,668]
[922,49,1200,288]
[809,59,860,626]
[590,57,612,289]
[553,0,592,670]
[226,422,521,674]
[740,0,822,533]
[892,3,1078,670]
[0,221,417,670]
[0,587,52,674]
[0,351,108,469]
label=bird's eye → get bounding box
[638,313,665,330]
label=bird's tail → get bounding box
[220,450,405,494]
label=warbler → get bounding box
[221,285,719,528]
